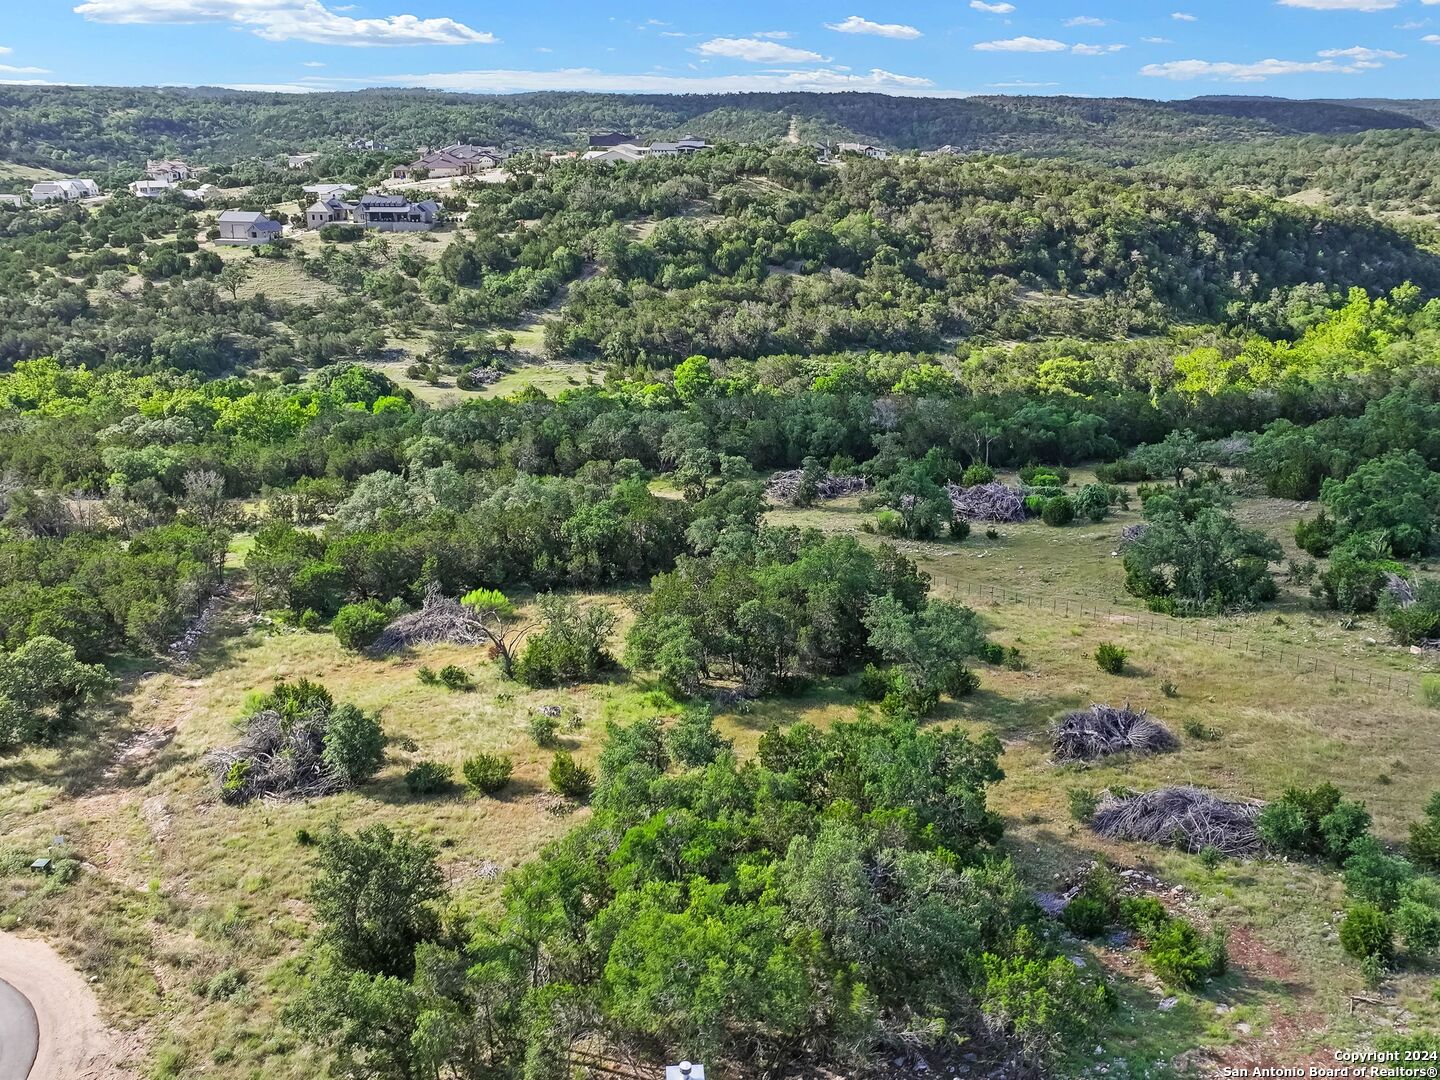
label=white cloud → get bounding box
[1425,33,1440,42]
[341,65,943,95]
[1142,36,1175,43]
[1171,12,1198,20]
[0,46,11,54]
[1141,45,1401,81]
[988,79,1060,87]
[1065,16,1108,26]
[1317,44,1403,66]
[1277,0,1398,8]
[302,60,325,67]
[0,63,51,74]
[824,15,922,39]
[975,35,1068,51]
[1070,42,1126,54]
[751,30,793,39]
[73,0,497,46]
[970,2,1017,13]
[696,37,825,62]
[219,81,326,92]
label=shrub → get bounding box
[1074,484,1111,523]
[1147,919,1228,989]
[1068,787,1100,823]
[1023,494,1047,516]
[462,753,512,795]
[1293,512,1337,558]
[1020,465,1070,486]
[948,517,971,541]
[1395,898,1440,957]
[548,751,594,801]
[1061,896,1110,937]
[1321,800,1375,864]
[1409,791,1440,870]
[1422,677,1440,711]
[1257,783,1370,862]
[962,464,995,486]
[437,665,474,691]
[1198,845,1223,870]
[1342,838,1415,911]
[331,600,390,651]
[1340,903,1394,961]
[404,761,453,796]
[666,708,732,768]
[528,712,560,747]
[1119,896,1171,938]
[857,663,892,701]
[1094,643,1128,675]
[1182,718,1219,741]
[1040,496,1076,527]
[321,704,386,785]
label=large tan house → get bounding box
[391,144,508,180]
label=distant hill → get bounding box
[1321,98,1440,128]
[0,86,1429,173]
[1169,96,1425,134]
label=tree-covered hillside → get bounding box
[0,86,1428,175]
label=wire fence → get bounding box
[928,572,1431,702]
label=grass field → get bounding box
[1,473,1438,1076]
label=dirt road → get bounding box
[0,933,134,1079]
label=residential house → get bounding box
[302,183,358,197]
[286,153,319,169]
[835,143,890,160]
[216,210,284,245]
[348,138,387,151]
[588,132,637,148]
[0,194,24,208]
[352,193,438,231]
[29,179,101,203]
[183,183,219,200]
[306,195,355,230]
[146,159,192,183]
[921,145,966,158]
[580,144,648,164]
[129,179,173,198]
[647,136,709,156]
[391,144,508,180]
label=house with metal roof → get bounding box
[216,209,284,245]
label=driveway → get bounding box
[0,933,134,1079]
[0,978,37,1080]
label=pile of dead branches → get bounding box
[1092,786,1262,855]
[1121,523,1149,546]
[204,709,346,804]
[1052,703,1177,762]
[765,469,868,504]
[369,584,486,655]
[947,481,1026,523]
[1385,572,1417,608]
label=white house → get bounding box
[302,183,357,197]
[0,194,24,208]
[129,179,174,198]
[306,195,354,230]
[647,136,709,156]
[286,153,318,169]
[581,144,648,164]
[146,159,192,183]
[835,143,890,160]
[30,179,100,203]
[352,193,438,232]
[216,209,284,245]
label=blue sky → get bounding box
[2,1,1438,99]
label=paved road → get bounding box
[0,978,38,1080]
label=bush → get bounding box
[1023,494,1047,516]
[1147,919,1228,989]
[1074,484,1112,523]
[962,464,995,486]
[1395,898,1440,957]
[331,600,390,651]
[1340,903,1394,961]
[404,761,453,796]
[1068,787,1100,823]
[1119,896,1171,938]
[437,665,474,692]
[1061,895,1110,937]
[1040,496,1076,527]
[321,704,386,785]
[528,712,560,747]
[948,517,971,541]
[1321,800,1375,864]
[1409,791,1440,870]
[1020,465,1070,486]
[1293,512,1337,558]
[548,751,594,801]
[666,708,732,768]
[1182,717,1219,741]
[1094,642,1128,675]
[1423,677,1440,710]
[857,663,891,701]
[1342,838,1415,911]
[462,753,512,795]
[1257,783,1371,862]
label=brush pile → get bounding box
[1091,786,1263,855]
[765,469,868,504]
[947,481,1026,523]
[205,709,346,804]
[1052,703,1177,762]
[1120,523,1149,546]
[369,584,486,655]
[1385,572,1417,608]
